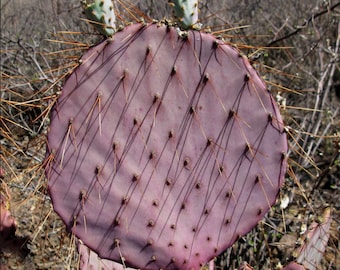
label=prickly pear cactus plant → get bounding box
[45,1,288,270]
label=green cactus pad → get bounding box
[172,0,199,29]
[83,0,116,37]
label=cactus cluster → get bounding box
[45,21,288,269]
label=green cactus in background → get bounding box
[83,0,116,37]
[171,0,199,29]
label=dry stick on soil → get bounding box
[303,21,340,166]
[266,2,340,48]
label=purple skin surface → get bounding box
[282,262,306,270]
[46,23,288,270]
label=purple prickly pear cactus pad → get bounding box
[45,23,288,270]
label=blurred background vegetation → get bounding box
[1,0,339,269]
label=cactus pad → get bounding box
[172,0,199,29]
[46,23,288,269]
[83,0,116,37]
